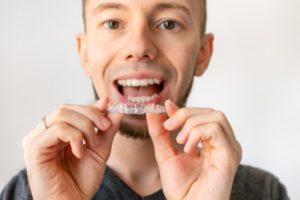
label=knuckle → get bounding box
[205,107,215,112]
[54,122,69,131]
[215,111,226,122]
[60,103,71,109]
[209,123,222,134]
[55,106,70,117]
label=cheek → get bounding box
[165,42,198,81]
[162,41,199,101]
[86,42,115,97]
[159,33,199,74]
[86,33,121,73]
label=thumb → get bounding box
[165,99,179,117]
[146,113,176,165]
[92,97,123,157]
[92,112,123,159]
[101,112,123,143]
[92,96,109,111]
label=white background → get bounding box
[0,0,299,199]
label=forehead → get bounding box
[85,0,201,19]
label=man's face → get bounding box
[78,0,213,138]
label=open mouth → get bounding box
[114,77,167,104]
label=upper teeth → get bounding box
[118,78,162,87]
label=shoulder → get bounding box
[231,165,289,200]
[0,169,32,200]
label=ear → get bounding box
[194,33,214,76]
[77,33,92,77]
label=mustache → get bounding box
[105,62,174,80]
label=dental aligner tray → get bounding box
[107,103,166,114]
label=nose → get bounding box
[122,24,158,62]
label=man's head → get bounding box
[77,0,213,139]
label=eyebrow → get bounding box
[153,2,191,19]
[93,2,127,15]
[92,2,191,19]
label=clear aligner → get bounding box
[107,103,166,114]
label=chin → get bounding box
[119,115,151,139]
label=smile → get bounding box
[114,76,167,105]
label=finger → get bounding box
[146,113,177,165]
[92,112,123,157]
[24,98,111,146]
[183,123,242,166]
[62,98,111,131]
[165,99,179,117]
[34,123,85,160]
[45,107,98,147]
[163,107,215,131]
[92,96,109,111]
[183,123,231,154]
[61,105,111,131]
[176,111,235,145]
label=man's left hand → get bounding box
[146,100,242,200]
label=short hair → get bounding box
[82,0,207,36]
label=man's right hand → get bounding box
[23,97,122,200]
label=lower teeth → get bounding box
[127,94,158,103]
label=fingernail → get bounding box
[101,118,111,129]
[164,118,173,128]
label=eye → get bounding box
[103,20,122,30]
[157,20,181,31]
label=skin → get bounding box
[23,0,242,200]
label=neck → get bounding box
[107,132,161,196]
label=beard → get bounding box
[92,77,194,140]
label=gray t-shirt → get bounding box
[0,165,289,200]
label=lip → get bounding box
[113,72,166,81]
[112,72,169,105]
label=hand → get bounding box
[23,97,122,200]
[146,100,242,200]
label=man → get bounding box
[1,0,289,199]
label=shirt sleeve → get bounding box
[0,169,33,200]
[231,165,290,200]
[270,176,290,200]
